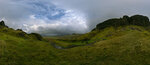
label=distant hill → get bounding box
[42,15,150,65]
[0,20,43,41]
[93,15,150,31]
[2,15,150,65]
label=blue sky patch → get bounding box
[29,1,66,21]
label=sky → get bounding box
[0,0,150,35]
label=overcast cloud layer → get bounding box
[0,0,150,35]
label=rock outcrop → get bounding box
[93,15,150,30]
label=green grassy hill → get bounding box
[1,15,150,65]
[56,25,150,65]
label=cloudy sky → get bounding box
[0,0,150,35]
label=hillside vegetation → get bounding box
[47,15,150,48]
[93,15,150,30]
[1,15,150,65]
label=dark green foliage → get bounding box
[0,20,5,26]
[95,18,128,30]
[0,20,8,28]
[130,15,150,26]
[16,29,23,31]
[123,15,130,22]
[17,32,27,38]
[29,33,43,41]
[16,29,28,38]
[94,15,150,30]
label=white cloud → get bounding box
[21,10,88,35]
[52,0,150,29]
[1,0,150,35]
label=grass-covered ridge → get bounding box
[44,25,150,65]
[93,15,150,30]
[0,20,44,41]
[47,15,150,48]
[1,15,150,65]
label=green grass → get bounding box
[45,25,146,48]
[1,25,150,65]
[0,33,55,65]
[55,26,150,65]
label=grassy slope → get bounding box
[0,27,62,65]
[56,26,150,65]
[1,25,150,65]
[0,33,56,65]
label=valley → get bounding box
[1,15,150,65]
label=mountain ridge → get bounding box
[1,15,150,65]
[0,20,43,41]
[93,15,150,31]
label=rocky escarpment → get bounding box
[93,15,150,31]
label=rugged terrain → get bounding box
[1,15,150,65]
